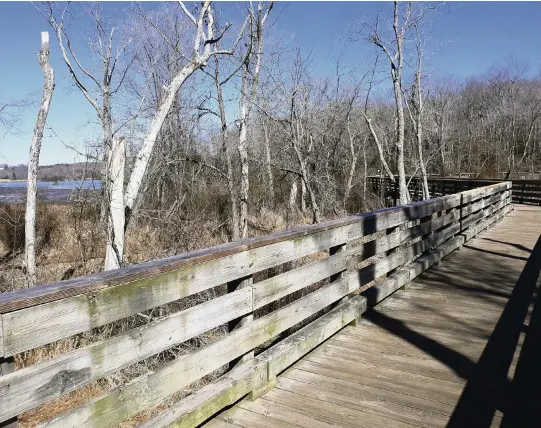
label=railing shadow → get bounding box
[363,233,541,427]
[479,237,532,253]
[448,233,541,426]
[463,244,529,262]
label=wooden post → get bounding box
[330,243,347,306]
[385,226,399,277]
[227,275,254,368]
[0,357,17,427]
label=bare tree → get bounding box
[118,1,247,267]
[362,55,395,183]
[0,99,31,138]
[44,1,247,269]
[237,1,273,238]
[405,24,430,199]
[213,51,240,239]
[42,2,132,269]
[506,83,541,178]
[211,1,272,239]
[367,1,422,204]
[25,32,55,287]
[289,52,320,223]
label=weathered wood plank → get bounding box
[1,225,355,354]
[0,288,252,423]
[237,397,336,428]
[217,406,298,428]
[253,252,347,310]
[40,278,351,428]
[140,360,268,428]
[141,269,414,428]
[265,385,414,428]
[0,183,509,315]
[0,357,16,428]
[276,373,449,428]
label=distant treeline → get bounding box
[0,162,100,181]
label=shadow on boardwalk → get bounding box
[364,234,541,427]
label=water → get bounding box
[0,180,102,202]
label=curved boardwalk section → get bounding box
[206,205,541,428]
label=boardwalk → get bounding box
[205,205,541,428]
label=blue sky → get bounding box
[1,1,540,165]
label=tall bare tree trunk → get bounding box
[344,127,363,206]
[293,144,320,222]
[408,25,430,200]
[214,53,239,240]
[104,137,126,270]
[370,1,412,204]
[362,141,367,201]
[262,120,274,205]
[300,178,307,213]
[394,100,409,203]
[363,114,395,182]
[288,179,298,227]
[238,70,250,239]
[25,32,55,287]
[439,119,446,177]
[416,124,430,199]
[236,1,273,239]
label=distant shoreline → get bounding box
[0,178,98,183]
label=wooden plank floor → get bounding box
[205,205,541,428]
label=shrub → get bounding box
[0,203,59,256]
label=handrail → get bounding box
[0,182,512,427]
[368,175,541,205]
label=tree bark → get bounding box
[214,53,239,240]
[124,61,200,221]
[262,119,274,206]
[391,2,410,205]
[363,114,395,182]
[104,137,126,270]
[238,69,250,239]
[25,32,55,287]
[236,1,272,239]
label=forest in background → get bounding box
[0,1,540,289]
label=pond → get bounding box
[0,180,102,203]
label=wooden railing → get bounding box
[368,176,541,206]
[0,182,512,428]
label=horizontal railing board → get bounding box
[515,197,541,204]
[1,225,358,355]
[359,191,508,285]
[0,288,252,423]
[252,252,347,310]
[0,220,359,315]
[139,357,268,428]
[40,277,353,428]
[0,184,509,357]
[0,183,509,317]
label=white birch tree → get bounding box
[25,31,55,287]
